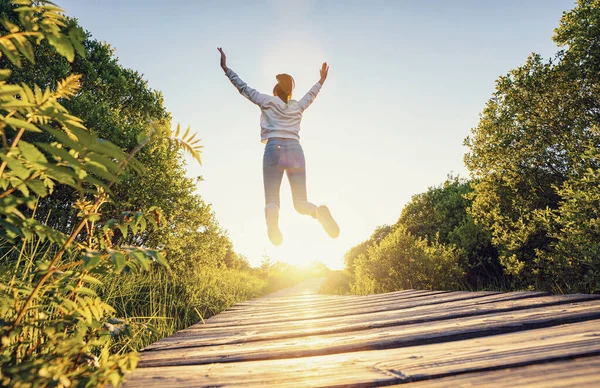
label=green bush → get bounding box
[464,0,600,292]
[319,270,352,295]
[0,1,204,386]
[534,138,600,293]
[351,225,465,295]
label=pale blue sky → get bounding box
[60,0,574,269]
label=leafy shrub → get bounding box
[351,225,465,295]
[464,0,600,292]
[0,2,200,386]
[319,270,352,295]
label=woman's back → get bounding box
[224,68,322,143]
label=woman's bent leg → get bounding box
[287,143,339,238]
[286,144,317,218]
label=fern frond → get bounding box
[169,138,203,166]
[55,74,82,100]
[168,124,203,166]
[0,31,41,67]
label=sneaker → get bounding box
[265,203,283,246]
[316,205,339,238]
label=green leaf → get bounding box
[136,130,149,144]
[3,116,41,132]
[2,156,30,180]
[88,214,101,222]
[0,69,11,81]
[18,141,48,164]
[0,219,23,239]
[74,287,97,296]
[26,180,48,197]
[83,252,101,270]
[109,249,126,271]
[59,298,78,313]
[86,152,121,174]
[41,164,77,187]
[42,126,84,152]
[65,126,94,147]
[146,250,168,268]
[1,18,20,34]
[84,160,118,182]
[78,306,93,323]
[16,181,29,197]
[12,35,34,63]
[138,214,146,231]
[82,275,103,286]
[0,83,22,98]
[89,138,127,161]
[118,223,128,239]
[37,142,82,168]
[0,196,26,218]
[129,249,150,271]
[0,42,21,67]
[47,34,75,62]
[68,25,86,58]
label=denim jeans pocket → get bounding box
[263,144,281,167]
[287,145,305,171]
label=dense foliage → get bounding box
[0,2,168,385]
[341,177,497,295]
[0,1,271,386]
[337,0,599,295]
[464,0,600,293]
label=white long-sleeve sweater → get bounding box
[225,68,322,143]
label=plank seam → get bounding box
[136,313,600,368]
[142,296,597,353]
[371,350,600,387]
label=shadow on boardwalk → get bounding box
[122,278,600,387]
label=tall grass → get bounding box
[99,267,267,352]
[1,235,274,355]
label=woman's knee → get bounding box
[293,201,316,217]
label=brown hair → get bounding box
[273,74,295,103]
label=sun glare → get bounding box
[260,37,327,86]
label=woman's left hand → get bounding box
[319,62,329,84]
[217,47,228,72]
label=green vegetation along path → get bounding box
[121,279,600,387]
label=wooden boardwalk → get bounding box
[122,278,600,387]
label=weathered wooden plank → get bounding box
[183,292,589,334]
[218,290,449,316]
[233,288,425,307]
[203,291,517,326]
[210,291,459,320]
[122,320,600,387]
[394,356,600,387]
[143,293,598,351]
[137,300,600,367]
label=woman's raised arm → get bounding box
[298,62,329,111]
[218,47,269,107]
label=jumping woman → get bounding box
[218,47,339,246]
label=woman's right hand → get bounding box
[319,62,329,84]
[217,47,228,72]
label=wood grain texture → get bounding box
[122,320,600,387]
[144,294,597,351]
[121,279,600,387]
[391,356,600,387]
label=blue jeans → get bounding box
[263,138,317,218]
